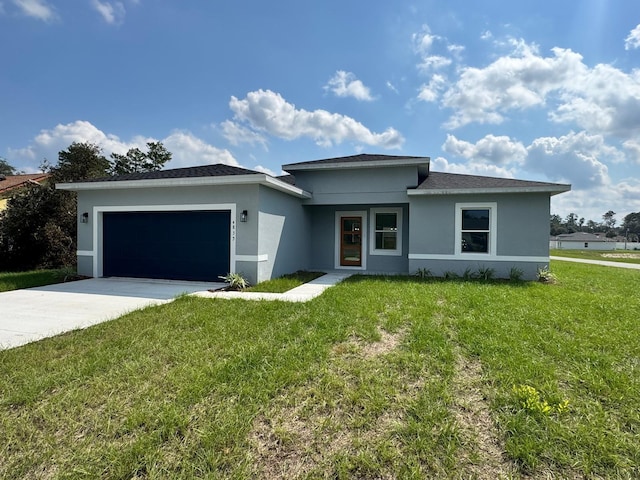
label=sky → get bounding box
[1,0,640,224]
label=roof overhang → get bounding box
[56,174,312,199]
[407,185,571,196]
[283,157,430,172]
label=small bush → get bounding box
[509,266,524,282]
[219,272,250,290]
[413,268,432,279]
[476,265,495,281]
[462,267,476,280]
[443,271,459,280]
[537,266,557,284]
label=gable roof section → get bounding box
[56,164,311,199]
[409,171,570,196]
[0,173,50,194]
[283,153,430,171]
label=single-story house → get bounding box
[551,232,615,250]
[0,173,50,211]
[56,154,571,283]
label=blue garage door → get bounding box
[103,210,230,281]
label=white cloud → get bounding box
[12,0,56,21]
[443,133,527,165]
[91,0,126,25]
[417,55,452,73]
[525,131,617,188]
[549,64,640,138]
[551,180,640,222]
[430,156,515,178]
[623,139,640,164]
[625,24,640,50]
[441,42,586,128]
[417,74,446,102]
[480,30,493,41]
[325,71,374,101]
[228,89,404,149]
[220,120,268,149]
[412,26,439,54]
[386,81,399,94]
[252,164,277,176]
[8,120,238,171]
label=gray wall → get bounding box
[293,166,418,205]
[308,204,409,274]
[408,192,552,279]
[256,185,311,282]
[76,184,261,281]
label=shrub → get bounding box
[413,268,432,279]
[537,266,557,284]
[509,266,524,281]
[476,265,495,281]
[218,272,250,290]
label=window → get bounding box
[370,208,402,256]
[456,203,496,255]
[584,242,588,248]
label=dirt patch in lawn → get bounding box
[248,327,410,478]
[451,353,518,479]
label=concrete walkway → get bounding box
[0,277,223,350]
[193,271,352,302]
[551,256,640,270]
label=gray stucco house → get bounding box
[57,154,570,283]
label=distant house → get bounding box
[57,154,570,282]
[0,173,50,211]
[551,232,615,250]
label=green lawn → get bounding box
[247,270,325,293]
[551,248,640,264]
[1,262,639,478]
[0,269,67,292]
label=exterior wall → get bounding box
[556,241,616,250]
[75,184,261,283]
[308,204,409,274]
[255,185,311,282]
[293,166,418,205]
[408,193,552,279]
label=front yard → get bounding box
[1,261,639,478]
[551,248,640,264]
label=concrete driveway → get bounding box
[0,277,221,350]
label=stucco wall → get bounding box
[255,185,311,282]
[308,204,409,274]
[75,184,260,281]
[408,192,552,279]
[293,166,418,205]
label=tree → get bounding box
[550,214,566,235]
[602,210,617,235]
[0,157,16,176]
[622,212,640,236]
[0,142,109,271]
[565,213,578,233]
[108,142,171,175]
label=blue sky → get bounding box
[2,0,640,223]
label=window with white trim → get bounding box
[370,208,402,256]
[455,203,497,255]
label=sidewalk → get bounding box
[192,271,352,302]
[551,256,640,270]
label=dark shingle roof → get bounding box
[80,164,261,183]
[283,153,428,169]
[415,171,570,192]
[555,232,609,242]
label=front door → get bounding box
[340,216,362,266]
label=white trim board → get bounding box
[408,253,549,263]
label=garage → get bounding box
[103,210,231,281]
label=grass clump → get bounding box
[247,270,324,293]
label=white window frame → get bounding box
[369,207,403,256]
[455,202,497,257]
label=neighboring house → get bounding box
[56,154,570,283]
[0,173,50,211]
[551,232,616,250]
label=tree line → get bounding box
[550,210,640,241]
[0,142,171,271]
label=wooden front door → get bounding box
[340,216,362,266]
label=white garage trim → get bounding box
[92,204,236,278]
[236,254,269,262]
